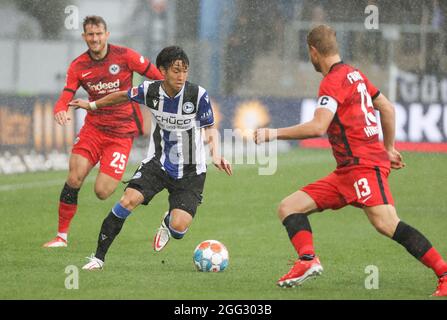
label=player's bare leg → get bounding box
[83,188,144,270]
[94,172,120,200]
[43,154,93,248]
[277,190,319,221]
[364,204,447,296]
[363,204,400,238]
[277,190,323,288]
[154,208,192,252]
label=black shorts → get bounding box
[126,159,206,217]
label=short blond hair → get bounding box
[307,25,339,56]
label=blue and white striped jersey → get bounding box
[128,80,214,179]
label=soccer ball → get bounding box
[193,240,229,272]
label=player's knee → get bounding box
[168,221,188,239]
[168,213,191,239]
[95,188,113,200]
[169,219,189,233]
[278,200,296,220]
[67,175,84,189]
[278,200,309,222]
[119,196,138,211]
[372,220,394,238]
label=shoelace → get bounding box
[433,277,446,295]
[287,258,298,266]
[158,225,171,237]
[155,227,170,248]
[282,259,305,277]
[85,254,99,264]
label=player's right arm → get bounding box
[373,93,405,169]
[69,81,149,111]
[362,69,405,170]
[69,90,129,110]
[54,62,81,125]
[254,100,335,144]
[255,76,340,144]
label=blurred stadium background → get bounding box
[1,0,447,173]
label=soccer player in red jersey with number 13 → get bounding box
[254,25,447,296]
[43,16,163,248]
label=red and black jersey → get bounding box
[317,62,390,169]
[54,44,163,138]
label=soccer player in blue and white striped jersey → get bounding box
[70,46,232,269]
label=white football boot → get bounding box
[82,254,104,270]
[42,236,67,248]
[153,211,171,252]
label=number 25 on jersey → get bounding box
[110,152,127,173]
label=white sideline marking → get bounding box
[0,177,95,192]
[0,151,332,192]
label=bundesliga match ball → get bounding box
[193,240,229,272]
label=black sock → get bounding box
[95,212,126,262]
[60,183,80,204]
[164,212,171,226]
[282,213,315,260]
[392,221,432,260]
[300,254,315,261]
[282,213,312,239]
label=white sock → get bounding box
[57,233,68,241]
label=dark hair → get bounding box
[83,15,107,32]
[307,24,339,56]
[156,46,189,70]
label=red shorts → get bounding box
[72,125,133,180]
[301,165,394,210]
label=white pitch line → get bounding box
[0,152,332,192]
[0,176,95,192]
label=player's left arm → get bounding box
[373,93,405,169]
[204,126,232,176]
[127,48,163,80]
[254,107,335,144]
[197,89,232,176]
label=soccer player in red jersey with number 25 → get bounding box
[254,25,447,296]
[43,16,163,248]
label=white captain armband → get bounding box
[316,95,338,113]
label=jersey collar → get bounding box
[160,83,186,99]
[328,60,344,73]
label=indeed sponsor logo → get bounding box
[87,79,120,92]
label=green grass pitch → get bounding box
[0,148,446,299]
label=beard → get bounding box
[311,59,321,72]
[89,42,105,54]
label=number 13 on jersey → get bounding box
[354,178,371,199]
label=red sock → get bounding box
[291,230,315,257]
[58,202,78,234]
[421,247,447,277]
